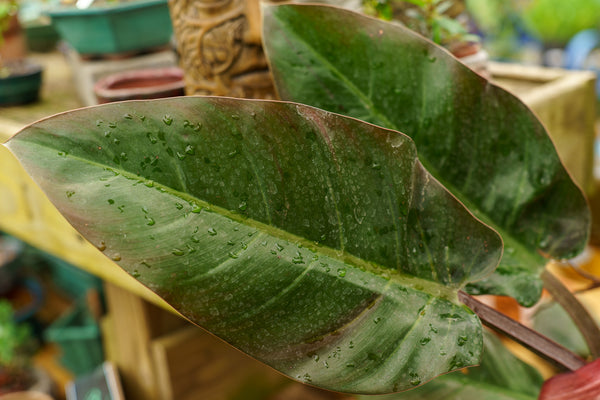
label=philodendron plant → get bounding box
[1,2,593,398]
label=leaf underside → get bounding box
[358,330,544,400]
[6,97,501,394]
[262,4,590,306]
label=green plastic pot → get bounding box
[47,0,173,56]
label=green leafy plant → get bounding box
[1,2,597,397]
[362,0,479,51]
[0,300,35,395]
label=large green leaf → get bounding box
[5,97,501,394]
[262,4,590,306]
[357,331,544,400]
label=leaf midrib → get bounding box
[15,140,462,303]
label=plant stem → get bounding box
[458,291,586,371]
[541,268,600,359]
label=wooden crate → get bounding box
[490,62,597,194]
[102,283,345,400]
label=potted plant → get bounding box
[0,0,43,106]
[3,3,598,398]
[0,300,51,397]
[362,0,488,73]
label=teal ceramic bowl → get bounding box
[47,0,173,56]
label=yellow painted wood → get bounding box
[0,143,172,310]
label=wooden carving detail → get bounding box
[169,0,284,99]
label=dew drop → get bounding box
[457,335,468,346]
[191,235,200,243]
[107,199,115,205]
[238,201,247,211]
[66,191,75,198]
[176,152,186,160]
[172,248,185,256]
[410,377,421,386]
[112,254,122,261]
[191,204,202,213]
[175,203,184,210]
[292,252,304,264]
[113,138,120,145]
[97,241,106,251]
[208,227,217,236]
[146,217,155,226]
[108,122,117,129]
[420,337,431,345]
[163,115,173,125]
[146,132,158,144]
[185,145,195,155]
[373,317,382,324]
[337,268,347,277]
[228,252,239,259]
[123,113,133,120]
[275,243,284,252]
[145,180,154,188]
[131,270,140,278]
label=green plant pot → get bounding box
[0,61,43,106]
[44,302,104,376]
[46,0,173,56]
[24,22,60,53]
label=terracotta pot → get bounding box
[1,15,27,63]
[93,67,185,103]
[450,42,489,78]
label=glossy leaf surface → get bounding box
[357,331,544,399]
[5,97,502,394]
[262,4,590,306]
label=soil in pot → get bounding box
[0,367,34,395]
